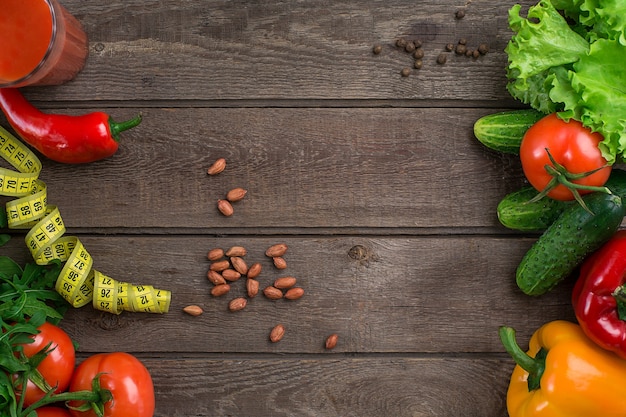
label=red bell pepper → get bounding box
[0,88,141,164]
[573,230,626,359]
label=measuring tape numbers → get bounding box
[0,125,170,314]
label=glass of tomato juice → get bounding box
[0,0,89,87]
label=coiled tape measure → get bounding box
[0,125,170,314]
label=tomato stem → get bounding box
[527,148,611,214]
[15,372,28,412]
[18,375,113,417]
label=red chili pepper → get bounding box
[0,88,141,164]
[572,230,626,359]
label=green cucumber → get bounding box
[606,169,626,198]
[497,169,626,232]
[497,187,572,231]
[473,109,545,154]
[516,192,624,296]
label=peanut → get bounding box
[207,248,225,261]
[284,287,304,300]
[226,188,247,202]
[211,284,231,297]
[246,278,259,298]
[228,297,247,312]
[207,157,226,175]
[265,243,288,258]
[230,256,248,275]
[210,260,230,272]
[225,246,247,257]
[183,305,204,316]
[325,334,339,349]
[207,270,226,285]
[222,269,242,282]
[247,262,262,279]
[273,257,287,270]
[263,286,283,300]
[217,199,234,217]
[274,276,297,289]
[270,324,285,343]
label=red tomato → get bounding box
[520,113,611,201]
[17,322,76,406]
[35,406,73,417]
[68,352,155,417]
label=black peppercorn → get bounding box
[400,67,411,77]
[405,41,416,53]
[436,53,447,64]
[478,43,489,55]
[414,59,423,69]
[455,44,467,55]
[396,38,407,48]
[458,38,467,45]
[414,39,423,48]
[413,48,424,59]
[455,9,466,19]
[472,49,480,58]
[372,45,382,55]
[445,43,454,52]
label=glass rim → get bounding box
[1,0,58,88]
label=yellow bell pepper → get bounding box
[499,320,626,417]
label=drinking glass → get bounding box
[0,0,89,87]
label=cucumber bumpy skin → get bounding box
[516,192,624,296]
[473,109,545,154]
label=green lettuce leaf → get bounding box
[506,1,589,81]
[506,0,626,163]
[551,0,626,43]
[551,39,626,162]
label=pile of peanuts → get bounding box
[182,158,338,349]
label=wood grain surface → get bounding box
[0,0,573,416]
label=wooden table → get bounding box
[2,1,576,416]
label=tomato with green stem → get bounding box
[15,322,76,407]
[520,113,612,208]
[68,352,154,417]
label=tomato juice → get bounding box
[0,0,88,87]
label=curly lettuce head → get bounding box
[506,0,626,164]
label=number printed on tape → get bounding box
[0,126,171,314]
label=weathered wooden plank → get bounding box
[21,0,537,102]
[1,106,528,230]
[141,356,512,417]
[0,235,571,354]
[0,1,580,416]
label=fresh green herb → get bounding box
[0,236,67,416]
[0,257,67,326]
[505,0,626,164]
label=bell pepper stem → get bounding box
[499,326,546,391]
[612,285,626,321]
[108,114,142,141]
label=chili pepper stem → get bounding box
[108,114,142,141]
[499,326,546,392]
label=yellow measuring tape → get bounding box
[0,125,170,314]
